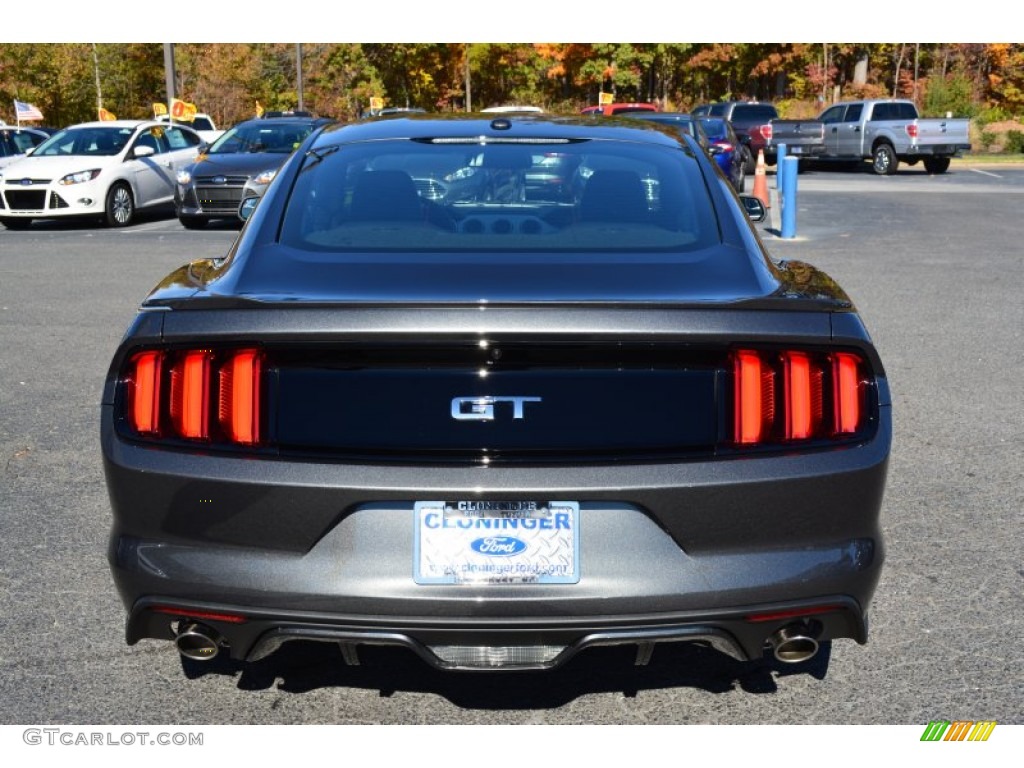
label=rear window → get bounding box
[731,105,778,122]
[699,119,729,140]
[280,138,718,254]
[870,102,918,121]
[609,106,656,115]
[209,122,314,154]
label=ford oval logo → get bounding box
[20,179,32,186]
[470,536,527,557]
[213,176,226,184]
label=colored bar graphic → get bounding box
[921,721,950,741]
[945,721,973,741]
[968,721,997,741]
[921,720,997,742]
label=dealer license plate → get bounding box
[414,501,580,585]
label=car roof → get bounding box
[231,116,331,128]
[61,120,192,131]
[480,105,544,113]
[311,114,686,150]
[627,112,694,120]
[0,125,47,134]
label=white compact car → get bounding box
[0,120,203,229]
[0,125,50,171]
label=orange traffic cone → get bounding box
[752,149,769,208]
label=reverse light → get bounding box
[58,169,101,185]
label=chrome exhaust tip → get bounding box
[769,625,820,664]
[175,622,223,661]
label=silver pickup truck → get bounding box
[757,120,827,162]
[816,99,971,175]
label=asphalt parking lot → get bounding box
[0,163,1022,726]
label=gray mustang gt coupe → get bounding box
[102,113,889,674]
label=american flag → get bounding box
[14,100,44,121]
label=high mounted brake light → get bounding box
[733,349,867,446]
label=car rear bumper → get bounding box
[126,594,869,671]
[104,406,889,669]
[903,143,972,157]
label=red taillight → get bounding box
[219,349,262,445]
[782,351,823,440]
[906,124,918,138]
[759,124,773,141]
[733,349,867,446]
[714,141,734,152]
[832,353,862,435]
[734,351,773,445]
[128,351,163,434]
[126,347,264,446]
[745,605,842,623]
[171,351,212,439]
[152,606,248,624]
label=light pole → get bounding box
[296,44,304,112]
[92,43,103,116]
[465,44,471,112]
[163,43,176,121]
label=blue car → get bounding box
[623,112,710,153]
[699,117,746,192]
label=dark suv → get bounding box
[175,115,332,228]
[692,101,779,172]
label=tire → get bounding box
[871,143,898,176]
[923,157,951,174]
[743,146,757,174]
[733,154,746,193]
[104,182,135,227]
[0,217,32,230]
[179,215,209,230]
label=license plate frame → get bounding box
[414,501,580,585]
